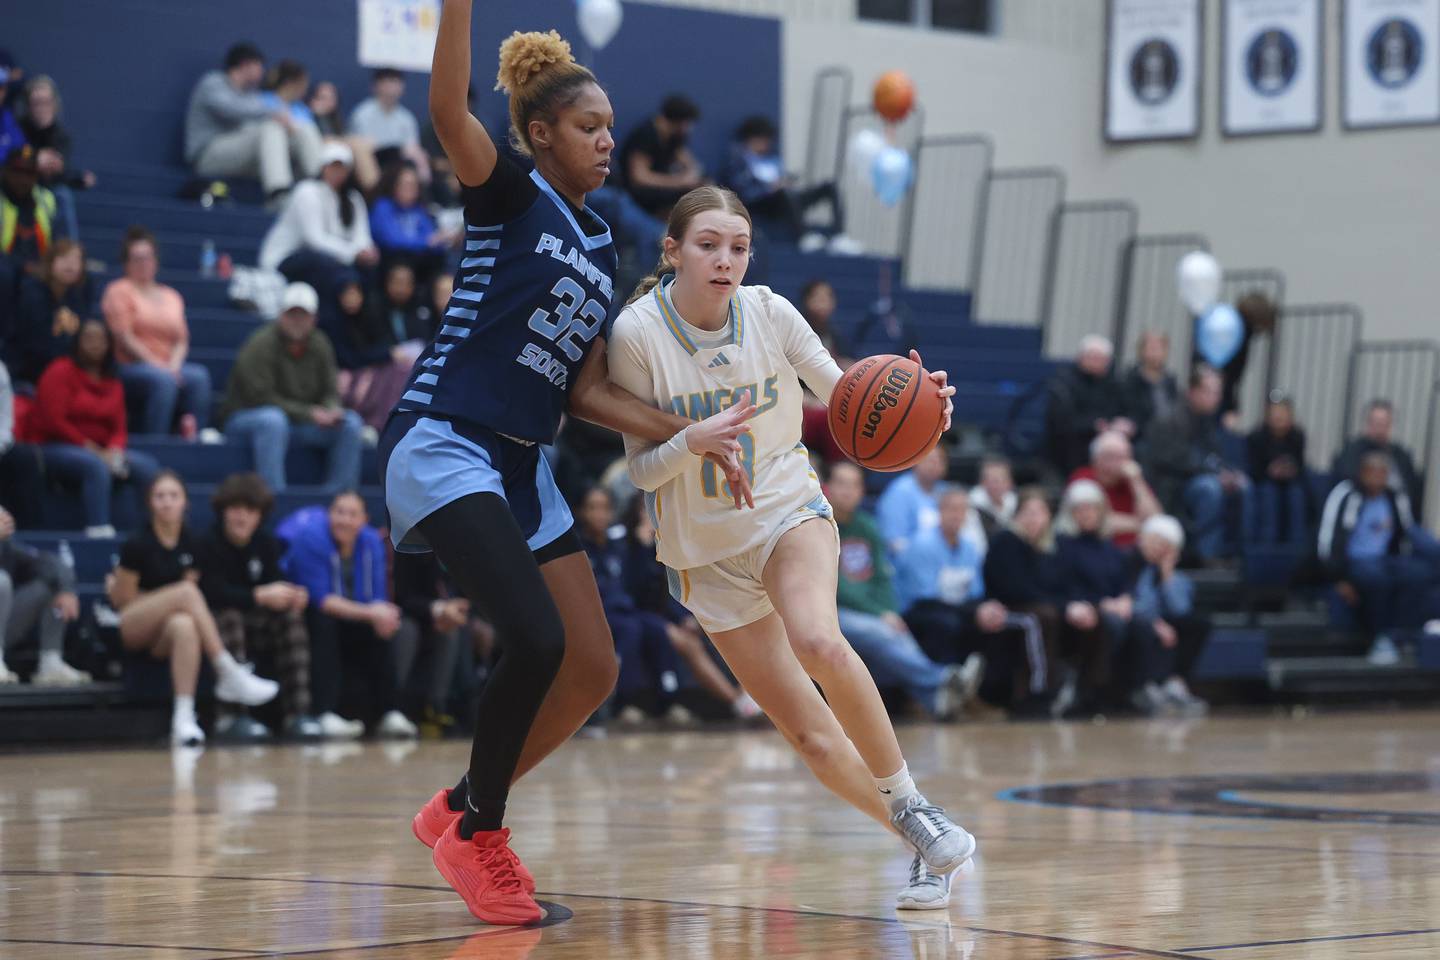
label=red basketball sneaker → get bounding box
[432,823,542,925]
[414,790,535,893]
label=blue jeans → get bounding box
[1184,474,1228,560]
[1244,479,1310,546]
[120,362,213,434]
[224,406,362,493]
[838,607,948,715]
[1348,527,1440,634]
[42,444,161,527]
[610,609,681,713]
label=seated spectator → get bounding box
[1069,431,1161,549]
[422,271,451,338]
[1121,330,1179,439]
[1332,398,1421,505]
[185,43,322,206]
[258,142,378,295]
[259,60,315,128]
[982,488,1065,709]
[221,283,363,493]
[349,69,430,185]
[1245,395,1311,545]
[0,360,43,528]
[101,227,212,437]
[305,81,381,193]
[1218,293,1278,426]
[392,550,471,731]
[620,94,705,217]
[278,493,419,738]
[369,163,457,284]
[18,76,96,242]
[1145,365,1246,561]
[852,290,920,359]
[797,278,850,464]
[1044,335,1131,477]
[723,115,841,249]
[0,61,23,158]
[1130,515,1209,716]
[10,238,90,387]
[970,456,1017,525]
[1317,452,1440,667]
[328,266,427,431]
[829,462,978,719]
[876,445,948,556]
[578,487,689,725]
[29,320,161,538]
[619,493,760,719]
[893,487,1010,687]
[1053,480,1131,715]
[109,471,280,746]
[0,504,88,686]
[197,473,323,741]
[1,145,65,288]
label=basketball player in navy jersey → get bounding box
[381,2,753,924]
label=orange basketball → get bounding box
[873,70,916,123]
[828,355,944,472]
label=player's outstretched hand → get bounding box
[685,390,754,460]
[910,350,956,433]
[705,452,756,510]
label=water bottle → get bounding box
[58,539,75,578]
[200,239,217,278]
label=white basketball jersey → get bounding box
[607,280,844,570]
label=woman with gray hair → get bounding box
[1053,480,1131,716]
[1131,515,1209,716]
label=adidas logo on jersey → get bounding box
[707,353,731,368]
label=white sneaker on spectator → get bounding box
[199,428,225,445]
[171,714,206,748]
[0,663,18,684]
[731,691,762,719]
[31,657,92,687]
[317,712,365,740]
[1425,620,1440,636]
[1130,682,1171,717]
[214,714,272,742]
[664,703,698,726]
[615,705,647,727]
[214,663,280,706]
[377,709,419,739]
[798,231,828,253]
[1367,635,1400,667]
[933,664,966,720]
[827,233,865,256]
[84,524,117,539]
[360,425,380,447]
[1160,677,1208,716]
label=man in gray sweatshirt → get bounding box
[184,43,323,202]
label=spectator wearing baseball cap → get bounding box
[258,141,377,299]
[220,282,362,494]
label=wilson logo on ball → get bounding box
[861,366,914,440]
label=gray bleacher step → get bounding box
[1265,655,1440,694]
[0,681,127,709]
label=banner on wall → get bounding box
[358,0,440,72]
[1106,0,1204,141]
[1343,0,1440,128]
[1223,0,1324,135]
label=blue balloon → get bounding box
[871,146,913,206]
[1196,303,1244,368]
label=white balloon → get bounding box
[577,0,623,50]
[1176,250,1222,317]
[847,128,885,179]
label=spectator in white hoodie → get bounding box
[258,142,378,298]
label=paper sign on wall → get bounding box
[358,0,440,73]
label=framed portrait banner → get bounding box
[1343,0,1440,128]
[1106,0,1205,142]
[1223,0,1324,135]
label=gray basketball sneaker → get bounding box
[895,852,955,910]
[890,796,976,873]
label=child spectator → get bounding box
[109,471,280,746]
[29,320,162,538]
[197,473,323,741]
[0,504,88,686]
[578,487,690,725]
[101,228,212,437]
[1131,515,1209,716]
[10,238,90,387]
[278,493,418,738]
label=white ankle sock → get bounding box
[875,763,920,814]
[174,695,196,721]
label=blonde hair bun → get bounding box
[496,30,576,95]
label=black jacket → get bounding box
[1247,426,1306,485]
[1055,533,1131,604]
[1331,438,1421,504]
[1316,481,1415,578]
[982,530,1066,607]
[1144,406,1226,513]
[196,528,286,611]
[7,274,92,385]
[1120,365,1179,439]
[1045,365,1128,475]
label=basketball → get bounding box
[873,70,916,123]
[828,355,944,472]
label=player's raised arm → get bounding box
[430,0,497,187]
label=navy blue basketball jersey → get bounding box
[397,167,617,443]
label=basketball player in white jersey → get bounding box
[607,186,975,909]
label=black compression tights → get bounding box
[417,493,566,837]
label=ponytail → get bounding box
[627,254,674,305]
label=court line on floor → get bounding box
[0,936,233,954]
[1180,926,1440,952]
[0,869,1215,960]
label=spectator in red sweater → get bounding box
[1067,430,1161,549]
[30,319,160,537]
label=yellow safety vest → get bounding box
[0,186,58,257]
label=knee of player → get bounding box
[788,726,839,765]
[791,628,853,676]
[510,612,567,676]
